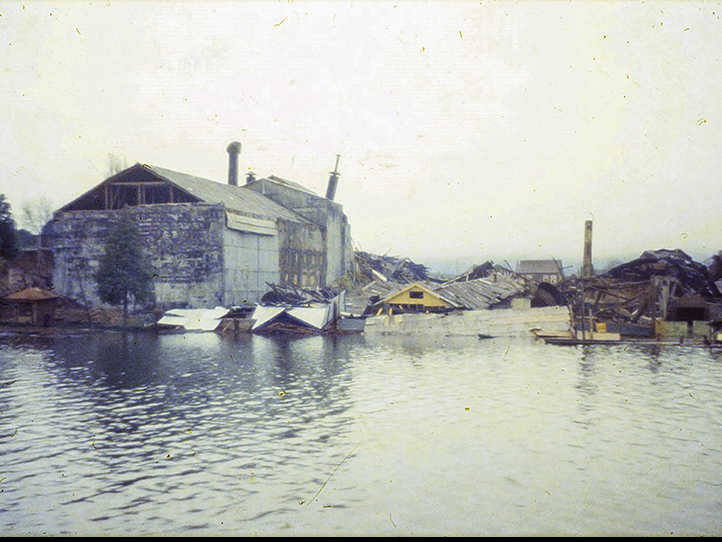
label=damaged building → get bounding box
[557,249,722,341]
[44,143,354,310]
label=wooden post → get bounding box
[580,280,587,340]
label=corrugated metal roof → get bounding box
[145,165,309,224]
[436,275,529,310]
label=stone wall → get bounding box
[48,204,228,309]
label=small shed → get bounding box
[516,260,564,284]
[2,287,60,326]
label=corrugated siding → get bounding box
[225,212,277,236]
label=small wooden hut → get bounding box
[2,287,60,326]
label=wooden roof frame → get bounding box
[380,281,462,308]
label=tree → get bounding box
[0,194,19,261]
[20,196,55,235]
[94,211,155,325]
[107,152,128,176]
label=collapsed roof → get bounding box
[353,251,433,285]
[353,256,538,313]
[558,248,722,326]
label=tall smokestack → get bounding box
[325,154,341,201]
[226,141,242,187]
[582,220,594,278]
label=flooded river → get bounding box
[1,329,721,535]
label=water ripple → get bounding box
[1,332,722,535]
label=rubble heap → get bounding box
[260,283,338,306]
[353,251,432,285]
[559,249,722,330]
[347,257,552,316]
[604,249,722,299]
[443,261,497,283]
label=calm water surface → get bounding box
[1,329,721,535]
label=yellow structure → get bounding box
[380,282,461,313]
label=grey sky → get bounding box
[2,0,721,273]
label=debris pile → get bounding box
[604,249,722,299]
[444,261,500,283]
[435,262,538,310]
[353,251,433,285]
[558,249,722,335]
[348,258,548,315]
[260,282,338,306]
[250,282,342,334]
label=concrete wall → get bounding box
[141,205,226,308]
[50,210,124,307]
[323,206,354,286]
[245,180,326,225]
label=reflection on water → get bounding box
[1,330,721,535]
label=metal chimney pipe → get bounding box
[226,141,242,187]
[325,154,341,200]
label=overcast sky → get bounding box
[2,0,721,274]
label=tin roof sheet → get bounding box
[145,165,309,224]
